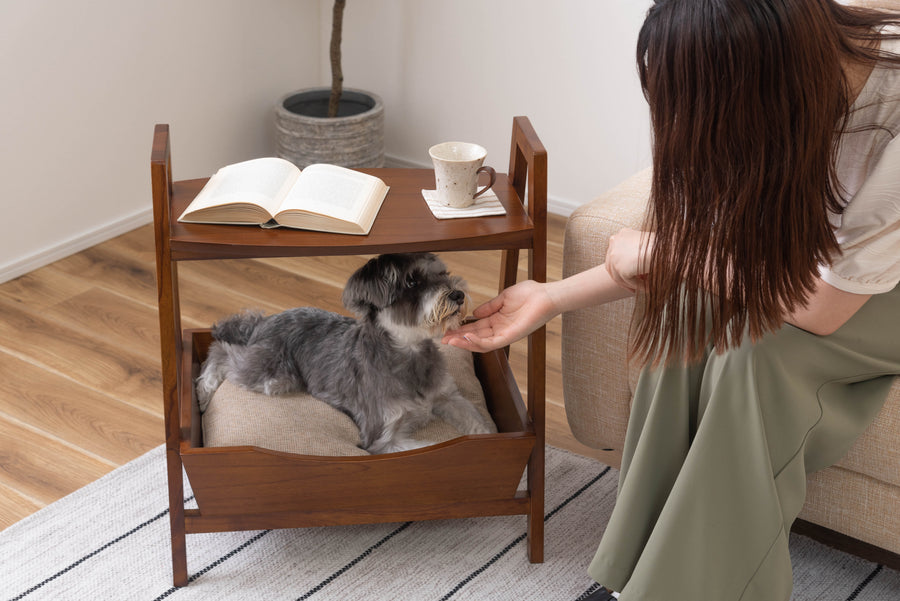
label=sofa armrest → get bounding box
[561,168,652,466]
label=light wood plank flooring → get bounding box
[0,214,610,530]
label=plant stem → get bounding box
[328,0,346,118]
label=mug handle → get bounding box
[472,166,497,199]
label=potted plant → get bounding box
[275,0,385,168]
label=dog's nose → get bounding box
[449,290,465,304]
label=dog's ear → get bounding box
[342,255,403,317]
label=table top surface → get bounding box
[167,168,536,261]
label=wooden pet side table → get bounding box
[151,117,547,586]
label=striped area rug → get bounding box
[1,445,897,600]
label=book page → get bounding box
[278,164,383,222]
[182,157,299,218]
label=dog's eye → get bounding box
[405,275,419,289]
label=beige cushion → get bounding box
[800,463,900,555]
[834,384,900,487]
[201,345,496,456]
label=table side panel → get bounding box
[181,435,534,518]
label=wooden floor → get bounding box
[0,213,610,530]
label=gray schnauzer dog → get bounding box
[196,252,496,454]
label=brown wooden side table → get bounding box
[151,117,547,587]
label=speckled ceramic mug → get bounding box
[428,142,497,208]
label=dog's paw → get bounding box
[465,419,496,435]
[474,423,494,435]
[371,438,434,454]
[194,377,218,413]
[433,393,498,435]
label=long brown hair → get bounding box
[632,0,900,366]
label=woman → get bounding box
[443,1,900,599]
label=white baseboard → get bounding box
[0,207,154,285]
[384,154,576,218]
[548,196,580,218]
[384,154,427,170]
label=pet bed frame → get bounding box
[152,118,547,587]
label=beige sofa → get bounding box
[561,167,900,563]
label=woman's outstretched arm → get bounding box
[443,228,651,353]
[442,262,636,353]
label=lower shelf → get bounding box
[178,330,538,533]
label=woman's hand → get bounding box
[442,238,648,354]
[442,280,557,353]
[606,228,654,292]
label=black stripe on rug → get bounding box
[294,522,414,601]
[438,465,613,601]
[7,495,195,601]
[152,529,272,601]
[846,564,883,601]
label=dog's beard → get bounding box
[426,291,469,335]
[378,289,468,344]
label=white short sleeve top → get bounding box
[820,34,900,294]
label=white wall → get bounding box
[328,0,653,215]
[0,0,318,282]
[0,0,653,283]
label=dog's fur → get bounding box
[196,252,495,454]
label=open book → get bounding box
[177,158,389,235]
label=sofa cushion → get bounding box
[201,345,496,455]
[801,462,900,555]
[834,382,900,487]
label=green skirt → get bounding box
[588,284,900,601]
